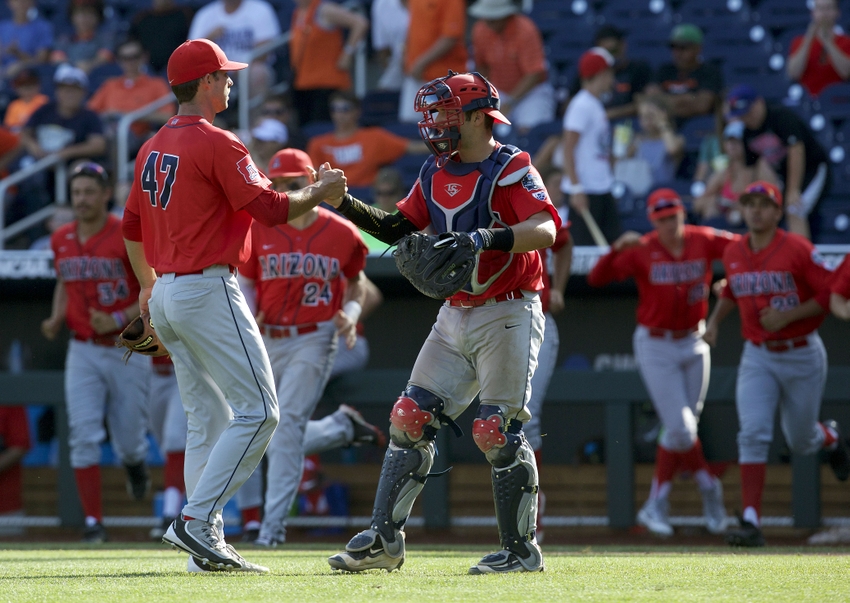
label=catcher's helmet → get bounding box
[414,71,510,165]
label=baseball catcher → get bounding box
[117,312,169,361]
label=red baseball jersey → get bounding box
[588,225,738,330]
[0,406,31,514]
[240,207,368,326]
[397,156,561,301]
[721,230,832,343]
[831,254,850,297]
[51,215,141,338]
[124,115,273,273]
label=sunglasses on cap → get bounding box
[71,162,109,184]
[649,198,682,214]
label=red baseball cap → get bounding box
[578,47,614,80]
[739,181,783,207]
[268,148,313,179]
[167,39,248,86]
[646,188,684,219]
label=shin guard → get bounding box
[492,436,541,566]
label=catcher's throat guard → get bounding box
[393,231,478,299]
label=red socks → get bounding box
[241,506,261,526]
[679,439,711,474]
[740,463,767,518]
[73,465,102,523]
[164,451,186,492]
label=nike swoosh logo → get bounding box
[505,324,521,329]
[262,244,274,250]
[368,547,383,556]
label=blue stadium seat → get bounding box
[531,0,596,40]
[514,120,562,158]
[88,61,123,94]
[624,28,672,65]
[811,82,850,121]
[360,90,400,127]
[679,115,717,154]
[674,2,750,33]
[815,196,850,245]
[347,185,373,205]
[391,154,424,190]
[301,120,334,141]
[382,121,419,139]
[602,1,674,32]
[750,2,810,32]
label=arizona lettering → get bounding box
[729,271,797,297]
[259,253,340,281]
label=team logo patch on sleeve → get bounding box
[521,172,544,192]
[237,155,261,184]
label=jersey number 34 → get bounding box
[141,151,180,209]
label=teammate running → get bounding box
[121,39,345,572]
[588,188,735,537]
[704,181,850,547]
[326,70,560,574]
[42,161,151,543]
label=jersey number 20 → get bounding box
[141,151,179,209]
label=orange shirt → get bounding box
[471,14,548,95]
[3,94,49,133]
[405,0,467,82]
[290,0,351,91]
[87,74,175,137]
[307,127,409,187]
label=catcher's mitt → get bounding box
[393,231,477,299]
[116,312,169,362]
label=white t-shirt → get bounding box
[562,89,612,194]
[188,0,282,64]
[371,0,409,90]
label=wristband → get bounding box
[475,227,514,253]
[343,300,362,324]
[112,311,126,329]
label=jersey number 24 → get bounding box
[141,151,179,209]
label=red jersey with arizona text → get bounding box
[51,215,141,338]
[124,115,273,273]
[721,230,832,343]
[588,225,738,330]
[397,147,560,302]
[240,207,368,326]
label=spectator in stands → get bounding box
[649,24,723,122]
[561,48,621,246]
[371,0,409,91]
[3,68,49,134]
[727,84,830,240]
[614,95,685,196]
[259,94,306,150]
[692,127,723,192]
[50,0,115,75]
[307,91,428,188]
[593,24,653,122]
[468,0,555,134]
[288,0,370,126]
[129,0,193,75]
[28,205,74,250]
[87,39,175,154]
[189,0,283,110]
[0,0,53,79]
[0,406,31,537]
[0,125,21,178]
[398,0,467,123]
[249,118,289,178]
[372,166,407,213]
[787,0,850,97]
[693,121,778,226]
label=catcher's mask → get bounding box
[414,71,511,166]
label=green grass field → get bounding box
[1,543,849,603]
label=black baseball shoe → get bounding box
[725,516,765,547]
[124,462,151,501]
[150,516,175,541]
[339,404,387,447]
[468,542,544,574]
[823,420,850,482]
[163,515,250,571]
[328,529,405,572]
[82,522,108,543]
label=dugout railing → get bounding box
[2,367,849,530]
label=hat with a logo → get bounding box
[726,84,760,118]
[646,188,684,219]
[670,23,703,45]
[54,64,88,89]
[739,181,782,207]
[268,148,313,179]
[251,118,289,145]
[167,39,248,86]
[578,47,615,80]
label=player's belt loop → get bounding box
[647,326,698,339]
[446,288,526,308]
[761,335,810,353]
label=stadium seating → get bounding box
[815,196,850,245]
[360,90,400,127]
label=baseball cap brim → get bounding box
[270,170,308,178]
[650,206,683,220]
[482,107,511,125]
[739,191,781,207]
[221,60,249,72]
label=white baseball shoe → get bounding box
[187,545,269,573]
[637,498,673,537]
[163,516,256,571]
[328,529,405,572]
[700,478,728,535]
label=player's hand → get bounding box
[702,321,718,347]
[785,189,802,211]
[333,309,357,349]
[569,192,589,213]
[255,310,265,325]
[612,231,643,251]
[712,278,727,298]
[759,306,789,332]
[317,163,347,206]
[41,316,63,341]
[549,289,565,315]
[89,308,118,334]
[139,286,153,315]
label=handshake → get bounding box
[312,162,347,205]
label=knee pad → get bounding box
[389,385,445,448]
[473,405,523,468]
[371,441,435,544]
[492,436,540,559]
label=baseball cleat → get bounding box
[328,529,404,572]
[187,545,269,573]
[468,543,545,574]
[253,535,283,548]
[150,516,175,541]
[700,478,729,535]
[725,516,765,547]
[82,522,108,543]
[339,404,387,447]
[637,498,674,537]
[124,462,151,501]
[824,420,850,482]
[162,516,249,571]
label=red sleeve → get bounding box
[708,228,740,260]
[396,182,431,230]
[239,224,260,279]
[1,407,31,450]
[831,256,850,297]
[122,206,143,241]
[244,188,289,227]
[587,247,638,287]
[551,225,571,253]
[789,35,803,56]
[213,133,273,211]
[802,241,834,310]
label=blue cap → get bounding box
[726,84,759,117]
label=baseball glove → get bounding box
[393,231,477,299]
[116,312,169,362]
